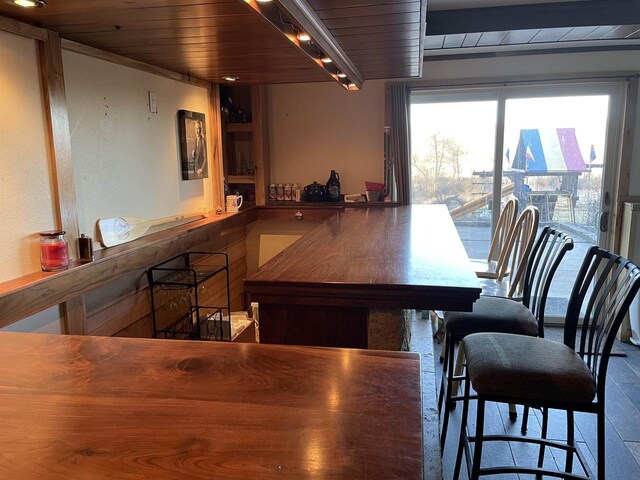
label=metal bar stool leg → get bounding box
[522,405,530,433]
[597,408,606,480]
[453,369,472,480]
[437,332,449,414]
[536,407,549,479]
[452,343,465,396]
[440,333,457,452]
[566,410,575,474]
[471,398,486,480]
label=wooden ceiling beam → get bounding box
[427,0,640,36]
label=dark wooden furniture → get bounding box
[0,331,423,480]
[245,205,482,348]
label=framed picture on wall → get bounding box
[178,110,208,180]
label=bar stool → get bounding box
[455,247,640,480]
[436,198,521,359]
[438,225,572,451]
[469,197,518,279]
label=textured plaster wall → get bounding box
[268,80,386,195]
[63,50,215,239]
[0,30,56,282]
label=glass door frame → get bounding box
[411,80,628,251]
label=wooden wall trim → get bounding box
[0,14,46,40]
[38,30,86,334]
[209,84,225,209]
[0,209,257,329]
[252,85,270,206]
[61,39,211,89]
[39,31,80,258]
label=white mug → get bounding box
[226,195,243,213]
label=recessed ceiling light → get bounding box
[348,83,357,89]
[337,72,347,78]
[321,57,332,64]
[297,32,311,42]
[11,0,46,7]
[222,76,239,82]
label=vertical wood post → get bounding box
[209,84,225,210]
[252,85,270,206]
[38,30,86,335]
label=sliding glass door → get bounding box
[411,83,624,319]
[410,93,499,260]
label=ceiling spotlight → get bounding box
[321,57,333,64]
[222,76,239,82]
[11,0,46,7]
[297,32,311,42]
[348,83,357,89]
[337,72,347,78]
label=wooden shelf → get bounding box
[225,123,253,133]
[263,201,399,209]
[228,175,256,184]
[0,209,258,329]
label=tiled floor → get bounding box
[429,325,640,479]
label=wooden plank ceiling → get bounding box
[0,0,425,84]
[307,0,424,79]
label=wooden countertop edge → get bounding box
[0,209,258,328]
[245,281,481,310]
[260,202,400,209]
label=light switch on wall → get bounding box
[148,91,157,113]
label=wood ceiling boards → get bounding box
[307,0,426,79]
[0,0,427,84]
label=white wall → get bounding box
[268,80,386,195]
[0,30,56,282]
[63,51,215,239]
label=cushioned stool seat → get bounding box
[464,332,596,404]
[444,296,538,338]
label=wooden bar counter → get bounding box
[0,332,423,479]
[245,205,481,348]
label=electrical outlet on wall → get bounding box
[148,91,157,113]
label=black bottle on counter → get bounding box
[326,170,341,202]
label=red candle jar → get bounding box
[39,230,70,272]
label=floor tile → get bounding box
[625,442,640,466]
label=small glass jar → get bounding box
[39,230,70,272]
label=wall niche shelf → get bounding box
[225,123,253,133]
[220,85,270,206]
[147,251,231,341]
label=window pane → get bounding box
[410,100,498,259]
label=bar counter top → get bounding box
[0,331,423,479]
[245,204,481,311]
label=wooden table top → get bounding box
[0,332,423,479]
[245,205,481,311]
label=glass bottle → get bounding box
[39,230,70,271]
[326,170,341,202]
